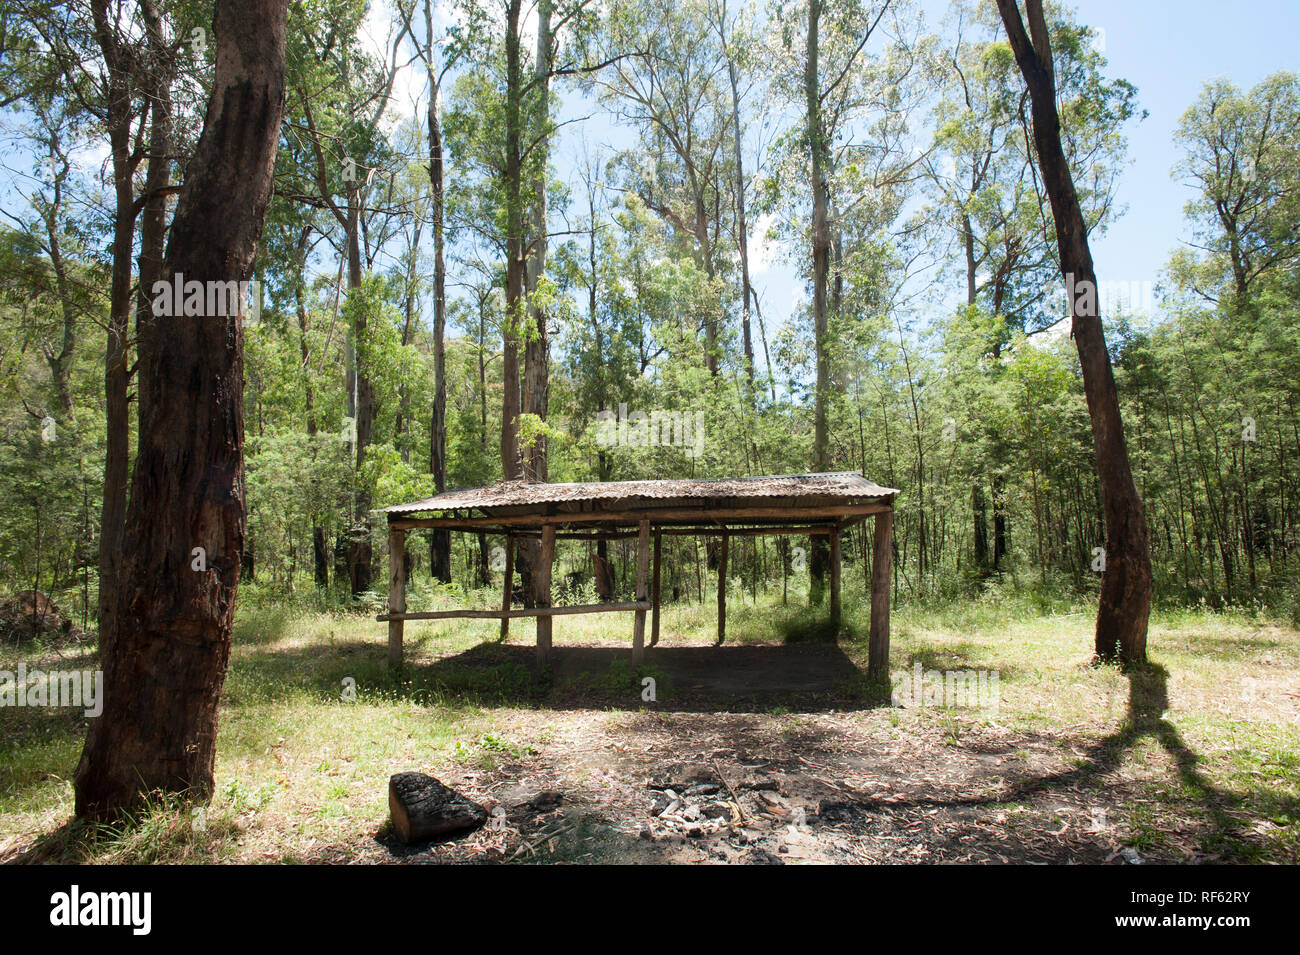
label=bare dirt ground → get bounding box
[315,643,1235,865]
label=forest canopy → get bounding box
[1,0,1297,626]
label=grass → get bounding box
[1,577,1297,863]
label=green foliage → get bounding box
[0,0,1295,622]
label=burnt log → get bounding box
[388,772,487,844]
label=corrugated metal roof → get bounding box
[382,471,898,516]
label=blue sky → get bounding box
[1079,0,1300,288]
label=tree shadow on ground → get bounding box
[823,662,1293,859]
[231,637,892,713]
[1165,632,1295,661]
[901,644,1024,683]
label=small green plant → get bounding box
[454,733,539,767]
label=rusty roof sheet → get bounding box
[382,471,898,516]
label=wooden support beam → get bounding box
[500,534,514,642]
[378,601,650,622]
[535,523,555,667]
[716,532,729,645]
[508,524,850,542]
[659,525,841,537]
[869,509,893,678]
[387,502,890,531]
[632,518,650,664]
[650,531,662,647]
[829,526,841,634]
[388,526,406,667]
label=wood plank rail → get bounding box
[378,601,650,622]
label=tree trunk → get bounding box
[90,0,139,644]
[728,48,755,386]
[424,0,451,583]
[502,0,534,599]
[522,0,552,484]
[962,211,990,571]
[313,525,329,588]
[346,194,373,597]
[997,0,1152,664]
[806,0,831,604]
[74,0,289,819]
[973,484,990,569]
[292,228,329,590]
[38,128,77,419]
[500,0,525,484]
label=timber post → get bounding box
[387,523,406,667]
[535,524,555,667]
[869,508,893,677]
[829,524,841,634]
[500,533,514,642]
[632,519,650,664]
[717,532,729,645]
[650,531,662,647]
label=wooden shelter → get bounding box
[378,471,898,675]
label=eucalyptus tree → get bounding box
[447,0,621,608]
[5,99,82,420]
[926,0,1138,570]
[929,1,1136,331]
[764,0,926,601]
[593,0,735,377]
[707,0,762,386]
[997,0,1151,664]
[13,0,210,628]
[396,0,464,580]
[75,0,290,820]
[287,0,410,595]
[1173,71,1300,318]
[1160,71,1300,597]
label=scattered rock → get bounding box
[685,783,722,797]
[530,790,564,809]
[651,764,717,791]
